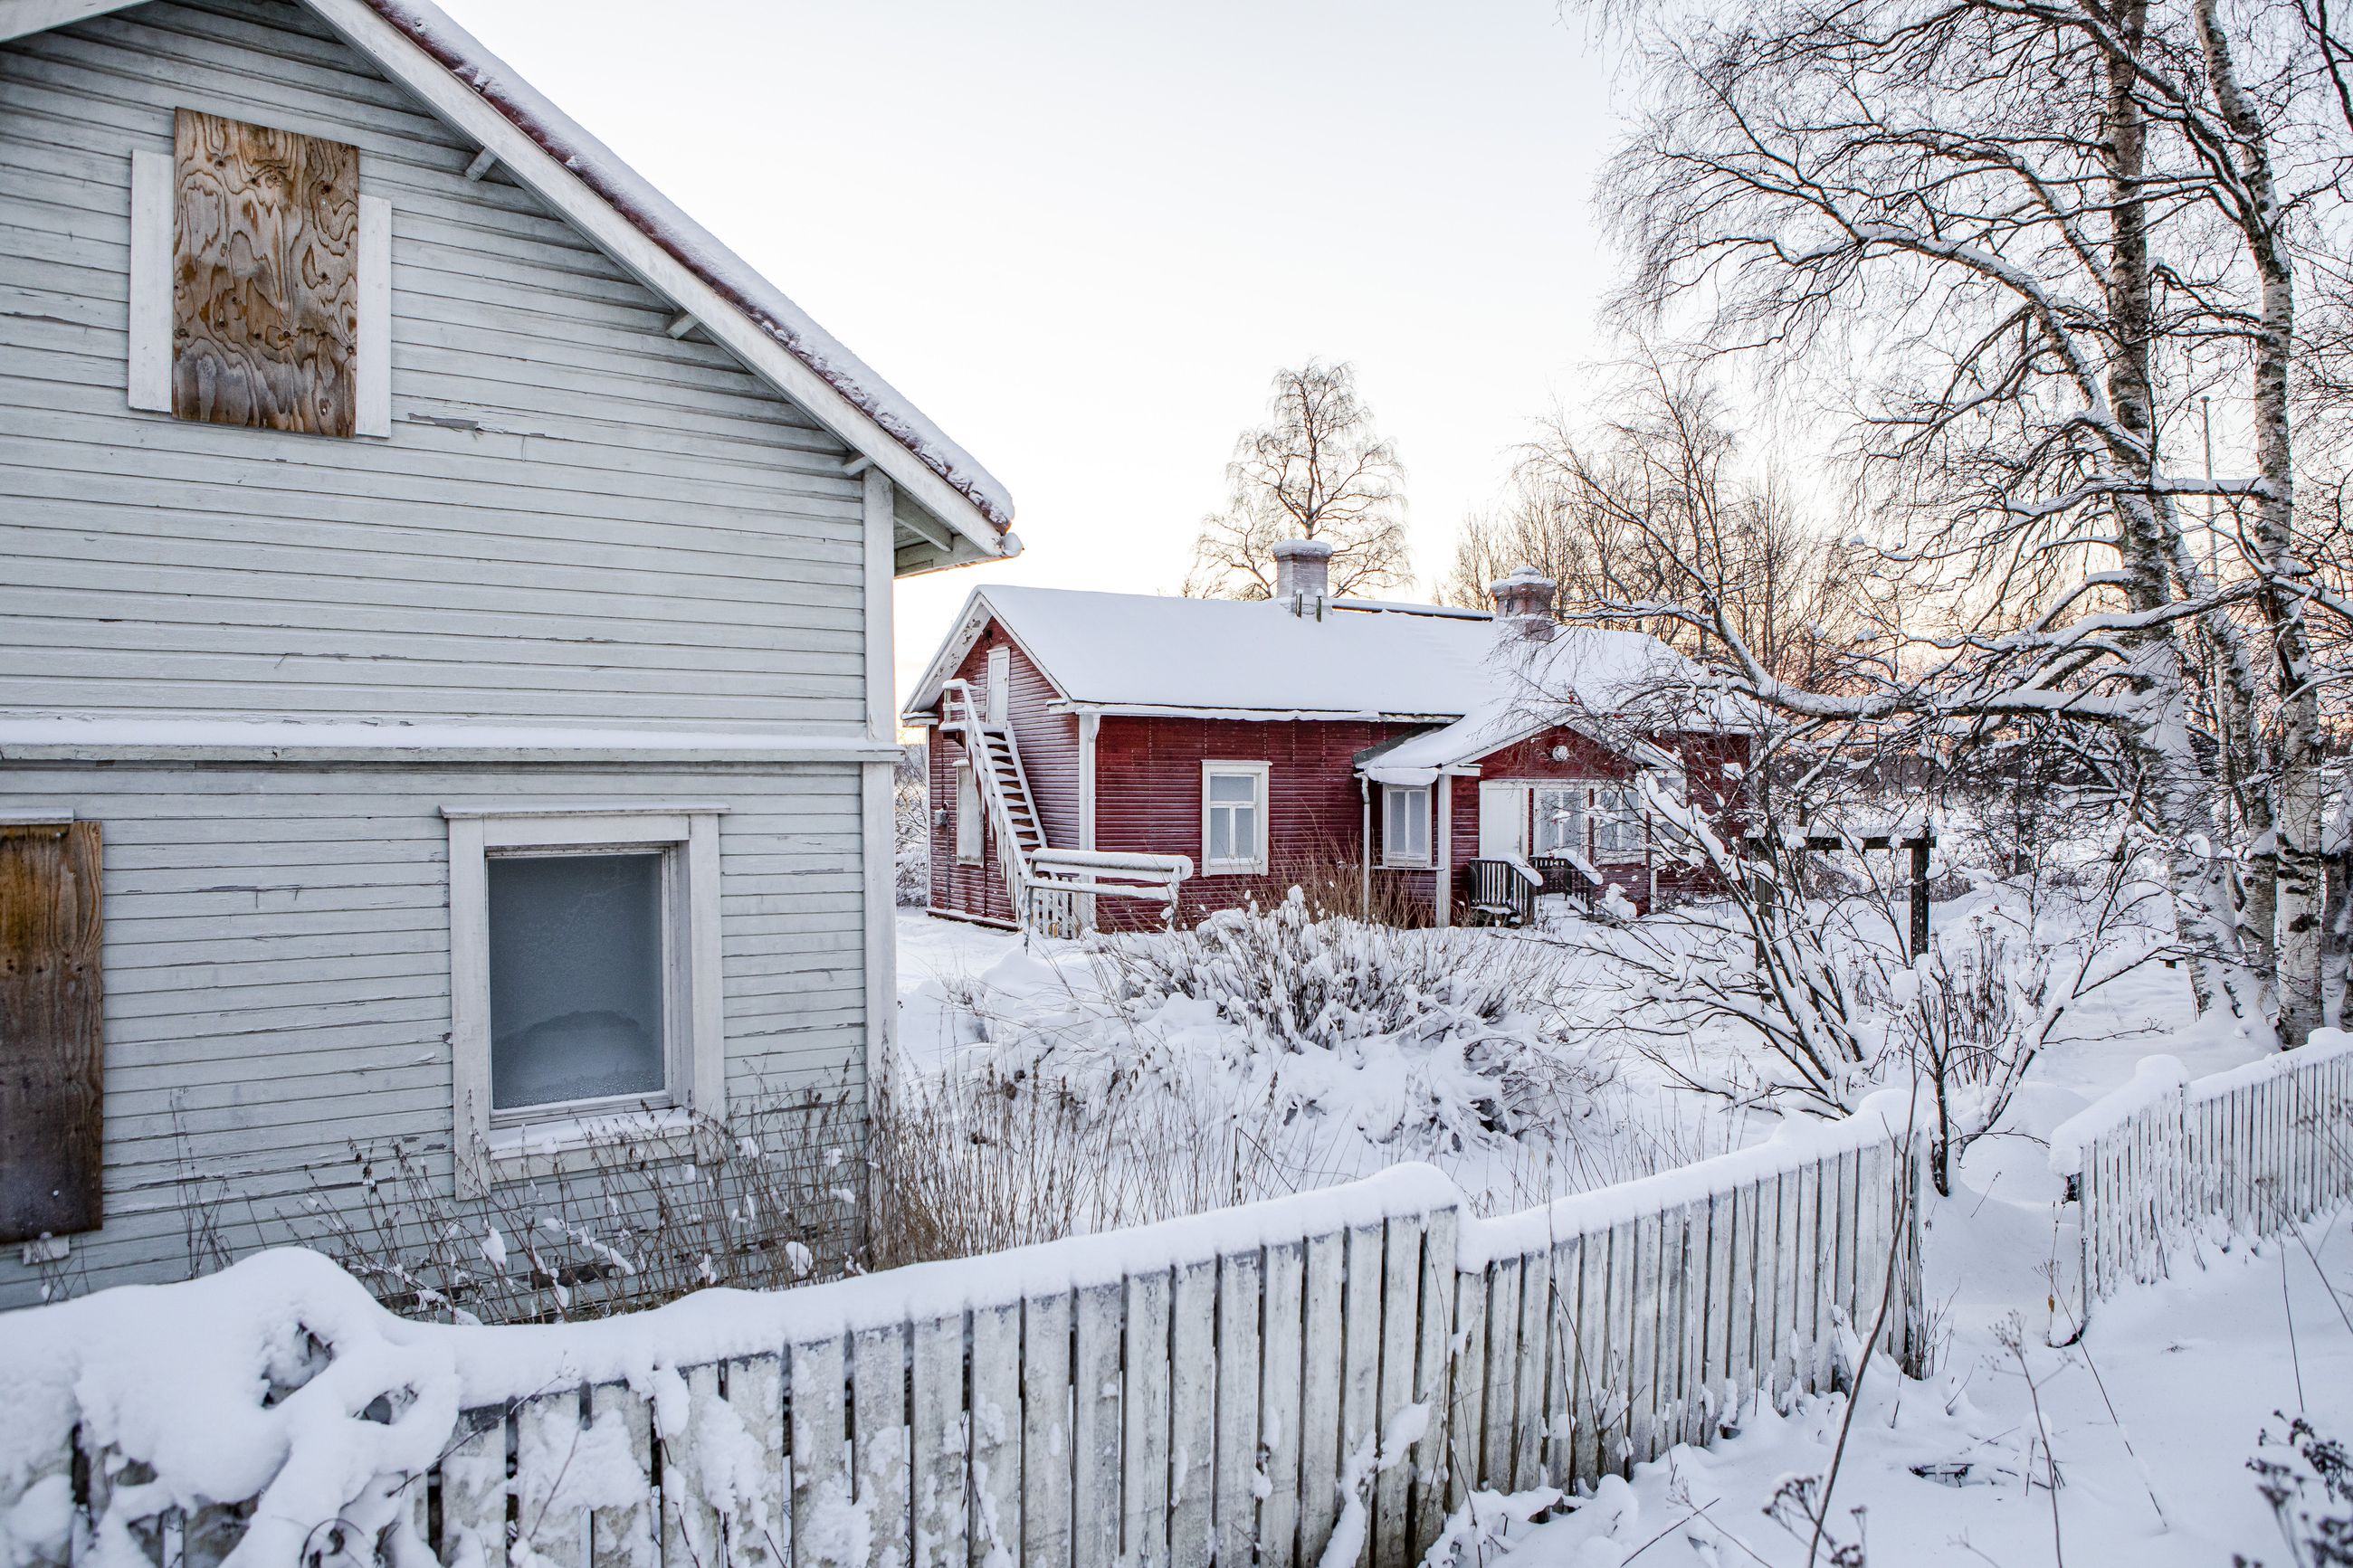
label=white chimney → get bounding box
[1490,567,1558,641]
[1272,537,1335,616]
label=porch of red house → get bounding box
[1459,854,1671,926]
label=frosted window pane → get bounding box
[488,851,666,1110]
[1210,774,1257,803]
[1210,812,1234,863]
[1232,806,1258,860]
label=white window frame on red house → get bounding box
[1382,782,1432,867]
[955,760,984,864]
[1593,784,1645,860]
[1201,760,1271,875]
[1533,785,1586,858]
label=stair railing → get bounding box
[940,678,1194,936]
[939,679,1035,920]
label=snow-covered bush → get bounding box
[1091,889,1605,1139]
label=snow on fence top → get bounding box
[0,1109,1932,1568]
[2185,1027,2353,1103]
[2046,1029,2353,1177]
[1,1103,1929,1490]
[2046,1055,2191,1178]
[1463,1087,1925,1266]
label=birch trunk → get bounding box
[2196,0,2318,1043]
[2102,0,2255,1020]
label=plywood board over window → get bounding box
[0,822,104,1246]
[171,108,360,436]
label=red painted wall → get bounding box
[1094,713,1427,927]
[926,627,1081,924]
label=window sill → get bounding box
[484,1105,697,1182]
[1202,864,1266,878]
[1380,858,1434,870]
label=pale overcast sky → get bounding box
[442,0,1625,708]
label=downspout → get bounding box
[1079,710,1100,932]
[1359,775,1372,920]
[1079,712,1100,851]
[1434,773,1453,928]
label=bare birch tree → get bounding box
[1185,360,1411,600]
[1570,0,2353,1036]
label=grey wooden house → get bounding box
[0,0,1015,1307]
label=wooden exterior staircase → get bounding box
[938,679,1191,934]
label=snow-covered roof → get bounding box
[906,586,1730,755]
[1358,630,1737,781]
[356,0,1011,530]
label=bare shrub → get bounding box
[300,1084,866,1324]
[1090,889,1608,1139]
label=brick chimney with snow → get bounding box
[1272,537,1335,616]
[1490,567,1558,641]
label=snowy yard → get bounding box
[894,890,2348,1567]
[1495,1211,2351,1567]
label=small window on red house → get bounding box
[1382,784,1431,867]
[1202,762,1269,875]
[955,761,983,864]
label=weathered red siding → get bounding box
[1445,727,1750,914]
[1093,714,1429,927]
[926,625,1081,925]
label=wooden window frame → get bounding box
[443,803,726,1192]
[1201,760,1271,877]
[1381,783,1433,868]
[127,137,392,437]
[955,760,984,865]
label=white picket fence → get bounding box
[1,1101,1925,1568]
[2051,1029,2353,1309]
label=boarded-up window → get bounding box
[1,822,104,1244]
[172,108,360,437]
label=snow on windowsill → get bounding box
[485,1106,696,1175]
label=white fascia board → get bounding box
[0,0,138,42]
[900,588,995,717]
[902,590,1071,718]
[300,0,1007,564]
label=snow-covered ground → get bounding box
[1494,1203,2352,1567]
[893,891,2340,1565]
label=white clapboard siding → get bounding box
[12,1111,1936,1568]
[0,760,870,1309]
[2053,1033,2353,1314]
[0,0,883,730]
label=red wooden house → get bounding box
[901,543,1748,931]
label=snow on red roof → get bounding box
[359,0,1012,529]
[909,586,1712,733]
